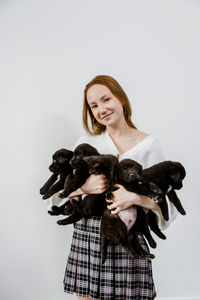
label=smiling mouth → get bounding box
[102,112,113,119]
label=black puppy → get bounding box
[40,148,73,200]
[142,161,186,221]
[101,158,165,264]
[117,159,166,239]
[56,153,118,226]
[52,143,106,225]
[58,143,100,199]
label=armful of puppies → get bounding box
[67,177,161,217]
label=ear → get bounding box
[58,156,66,164]
[148,182,163,195]
[93,162,100,168]
[82,156,91,163]
[170,170,181,183]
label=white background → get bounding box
[0,0,199,299]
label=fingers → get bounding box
[106,199,113,204]
[113,183,122,188]
[107,203,121,214]
[111,207,121,214]
[106,201,116,210]
[106,198,121,214]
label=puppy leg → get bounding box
[167,189,186,215]
[48,199,73,216]
[40,173,58,195]
[148,210,166,240]
[128,230,155,260]
[101,235,109,265]
[42,180,64,199]
[159,194,169,221]
[57,211,82,225]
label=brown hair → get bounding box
[83,74,137,135]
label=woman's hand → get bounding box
[67,174,108,198]
[106,184,141,214]
[106,183,159,214]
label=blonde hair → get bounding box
[83,75,137,135]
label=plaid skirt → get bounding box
[63,216,157,300]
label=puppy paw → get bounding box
[58,192,65,198]
[57,220,64,225]
[48,210,59,216]
[40,187,46,195]
[42,194,49,200]
[146,253,155,260]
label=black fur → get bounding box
[142,161,186,220]
[101,159,164,264]
[44,144,186,266]
[54,144,108,225]
[56,153,118,225]
[39,148,73,200]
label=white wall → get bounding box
[0,0,199,299]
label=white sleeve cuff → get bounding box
[45,192,69,211]
[152,197,179,231]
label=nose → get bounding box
[100,107,107,116]
[96,103,108,118]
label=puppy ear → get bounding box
[82,156,91,163]
[148,182,163,195]
[170,170,181,183]
[58,156,66,164]
[93,162,100,168]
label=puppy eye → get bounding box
[76,155,80,159]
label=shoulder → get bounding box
[138,133,165,168]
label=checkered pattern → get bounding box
[63,216,156,299]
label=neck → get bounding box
[106,119,135,138]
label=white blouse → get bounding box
[46,130,178,230]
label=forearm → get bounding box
[137,195,165,225]
[135,194,159,210]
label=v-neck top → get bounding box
[73,130,165,169]
[104,130,154,161]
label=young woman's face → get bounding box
[86,84,125,127]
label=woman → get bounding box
[61,75,178,300]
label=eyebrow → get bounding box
[89,94,110,105]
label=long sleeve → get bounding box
[144,138,179,231]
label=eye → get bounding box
[104,98,110,102]
[76,155,80,159]
[91,104,97,109]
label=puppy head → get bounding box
[168,162,186,189]
[83,155,117,175]
[70,143,99,168]
[49,149,73,173]
[117,159,143,183]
